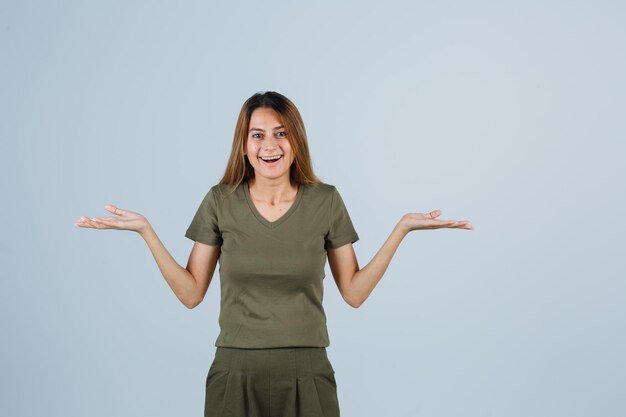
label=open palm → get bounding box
[74,204,149,234]
[399,210,474,232]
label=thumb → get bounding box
[428,210,442,218]
[104,204,126,216]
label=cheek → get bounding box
[247,144,259,155]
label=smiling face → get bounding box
[244,107,295,182]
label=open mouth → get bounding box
[259,155,283,166]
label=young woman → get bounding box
[75,91,474,417]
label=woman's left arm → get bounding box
[327,210,474,308]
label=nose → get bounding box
[264,138,278,151]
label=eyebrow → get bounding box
[248,125,285,133]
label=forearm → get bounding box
[139,223,199,308]
[348,223,408,308]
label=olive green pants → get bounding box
[204,347,340,417]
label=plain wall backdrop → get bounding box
[1,1,625,416]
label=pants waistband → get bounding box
[213,346,333,378]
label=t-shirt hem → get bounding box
[325,233,359,249]
[184,230,222,246]
[215,343,331,349]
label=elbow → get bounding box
[184,296,203,309]
[346,289,371,308]
[345,294,364,309]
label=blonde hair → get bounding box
[217,91,323,195]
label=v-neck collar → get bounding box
[243,180,304,229]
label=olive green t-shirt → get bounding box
[184,180,359,348]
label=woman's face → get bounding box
[244,107,295,182]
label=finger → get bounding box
[77,216,94,225]
[437,220,459,229]
[75,217,91,228]
[425,220,456,229]
[458,221,474,230]
[76,216,100,229]
[89,217,106,229]
[91,217,116,228]
[432,219,456,225]
[104,204,126,216]
[450,221,473,229]
[93,215,115,220]
[89,215,116,229]
[427,210,441,219]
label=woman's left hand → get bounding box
[398,210,474,233]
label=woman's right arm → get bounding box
[75,205,219,309]
[140,224,220,309]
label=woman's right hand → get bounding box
[74,204,150,235]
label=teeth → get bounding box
[261,155,281,161]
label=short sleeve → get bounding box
[185,186,222,246]
[324,186,359,249]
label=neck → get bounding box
[248,177,298,204]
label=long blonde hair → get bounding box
[217,91,323,195]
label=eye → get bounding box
[252,133,262,139]
[276,131,287,137]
